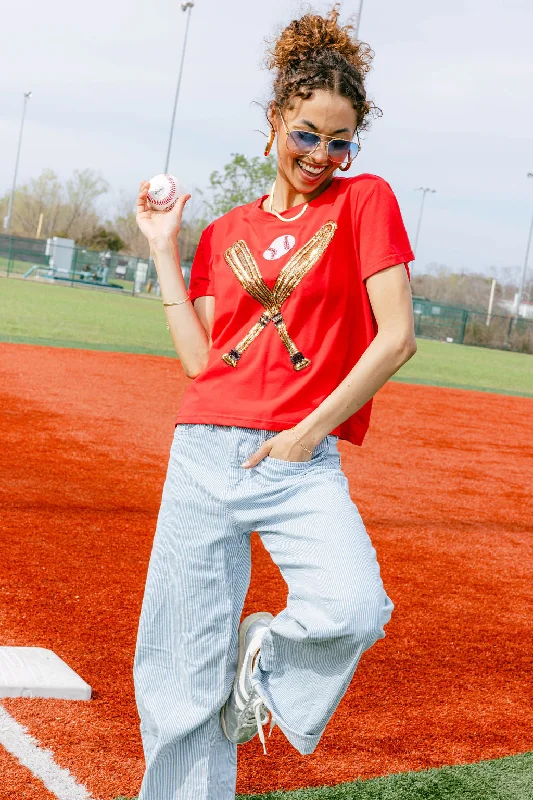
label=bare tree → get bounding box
[412,271,506,312]
[59,169,109,239]
[2,169,62,237]
[111,194,151,259]
[0,168,108,242]
[177,191,207,263]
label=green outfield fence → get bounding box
[412,297,533,354]
[0,233,192,297]
[1,234,532,354]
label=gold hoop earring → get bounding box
[338,159,352,172]
[264,128,275,157]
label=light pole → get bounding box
[164,1,194,174]
[354,0,364,38]
[413,187,436,255]
[4,90,32,234]
[515,172,533,318]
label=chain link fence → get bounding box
[2,234,532,354]
[413,298,533,354]
[0,234,192,296]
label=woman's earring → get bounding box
[264,128,275,157]
[338,159,352,172]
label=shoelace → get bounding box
[242,695,270,754]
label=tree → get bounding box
[177,193,208,264]
[110,194,150,258]
[411,270,506,313]
[81,227,125,252]
[0,168,109,242]
[0,169,62,238]
[201,153,277,220]
[60,169,109,239]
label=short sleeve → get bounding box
[355,179,414,282]
[187,225,215,303]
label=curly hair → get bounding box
[265,4,380,131]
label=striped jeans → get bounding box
[133,423,394,800]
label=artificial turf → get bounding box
[115,751,533,800]
[2,341,531,798]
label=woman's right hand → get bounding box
[135,179,191,244]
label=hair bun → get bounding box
[266,4,372,75]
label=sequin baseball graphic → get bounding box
[222,221,337,371]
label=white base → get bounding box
[0,647,92,700]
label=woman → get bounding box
[133,6,416,799]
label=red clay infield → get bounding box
[0,343,532,800]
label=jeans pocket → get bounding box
[264,454,313,468]
[260,435,330,479]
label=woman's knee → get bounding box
[322,584,394,645]
[355,591,394,643]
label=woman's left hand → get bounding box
[240,430,313,468]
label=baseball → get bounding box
[147,173,183,211]
[263,234,296,261]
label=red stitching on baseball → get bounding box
[148,175,177,206]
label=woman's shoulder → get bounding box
[337,173,395,198]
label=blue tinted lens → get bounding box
[288,130,321,153]
[328,139,359,163]
[348,141,360,159]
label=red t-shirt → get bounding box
[176,174,414,446]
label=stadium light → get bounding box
[164,1,195,174]
[354,0,364,38]
[4,91,32,234]
[515,172,533,318]
[413,187,436,256]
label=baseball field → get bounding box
[1,277,532,800]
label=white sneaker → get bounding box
[220,612,273,754]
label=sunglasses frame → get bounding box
[277,106,361,169]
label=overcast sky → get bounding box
[1,0,532,278]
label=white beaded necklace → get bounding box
[268,180,309,222]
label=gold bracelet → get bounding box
[290,427,313,456]
[163,297,191,307]
[164,296,191,329]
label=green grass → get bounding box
[1,277,532,396]
[114,751,533,800]
[394,338,533,397]
[0,275,175,355]
[0,255,37,276]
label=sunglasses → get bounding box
[278,107,361,167]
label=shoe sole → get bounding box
[220,611,274,741]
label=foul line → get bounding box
[0,703,94,800]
